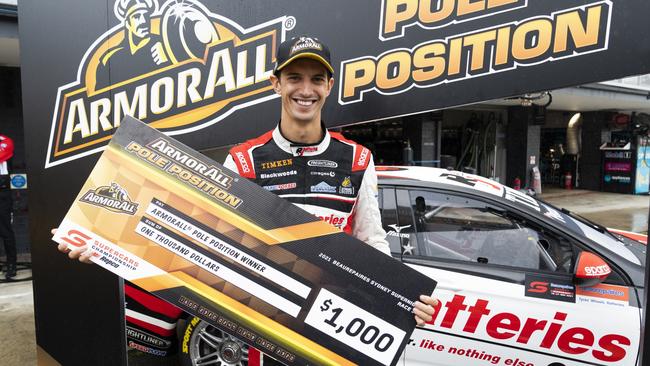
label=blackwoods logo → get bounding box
[80,182,139,215]
[47,0,296,168]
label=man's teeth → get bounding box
[295,99,314,106]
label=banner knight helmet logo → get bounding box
[47,0,293,168]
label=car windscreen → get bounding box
[537,201,645,266]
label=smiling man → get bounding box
[223,36,437,364]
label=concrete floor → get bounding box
[1,187,648,365]
[540,187,650,233]
[0,259,35,365]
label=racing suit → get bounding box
[223,124,390,255]
[124,124,390,363]
[224,124,389,365]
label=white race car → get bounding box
[138,166,645,366]
[376,166,645,366]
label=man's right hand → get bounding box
[52,228,95,264]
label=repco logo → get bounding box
[47,0,295,168]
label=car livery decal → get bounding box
[407,265,639,366]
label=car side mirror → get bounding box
[573,251,611,287]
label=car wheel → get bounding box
[179,317,251,366]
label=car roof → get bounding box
[376,165,529,210]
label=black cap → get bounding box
[274,36,334,75]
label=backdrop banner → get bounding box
[18,0,650,364]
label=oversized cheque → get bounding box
[53,116,437,366]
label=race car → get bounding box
[375,166,645,366]
[128,166,647,366]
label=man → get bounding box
[0,134,17,279]
[222,35,437,365]
[224,33,436,318]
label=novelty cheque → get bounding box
[53,116,437,366]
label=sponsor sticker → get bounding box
[358,148,369,167]
[386,224,411,239]
[263,182,297,191]
[525,274,575,303]
[339,176,354,195]
[310,171,336,177]
[292,146,319,156]
[311,181,337,193]
[577,283,630,306]
[261,159,293,170]
[235,152,251,173]
[308,159,338,168]
[290,37,323,54]
[126,326,171,349]
[260,170,298,179]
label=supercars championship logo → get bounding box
[47,0,294,168]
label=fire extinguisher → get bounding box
[564,171,572,190]
[513,176,521,190]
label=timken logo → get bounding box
[80,182,139,215]
[47,0,296,168]
[261,158,293,170]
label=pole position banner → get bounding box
[42,0,650,168]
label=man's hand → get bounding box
[52,228,94,264]
[413,295,438,326]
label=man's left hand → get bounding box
[414,295,438,326]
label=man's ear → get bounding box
[270,74,281,94]
[325,76,335,97]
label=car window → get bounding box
[378,188,404,254]
[407,189,574,272]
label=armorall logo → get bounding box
[47,0,295,168]
[80,182,139,215]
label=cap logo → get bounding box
[290,37,323,55]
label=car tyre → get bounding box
[179,317,251,366]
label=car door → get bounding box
[380,186,640,366]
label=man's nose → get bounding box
[297,80,315,95]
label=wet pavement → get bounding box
[540,186,650,233]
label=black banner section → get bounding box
[23,0,650,169]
